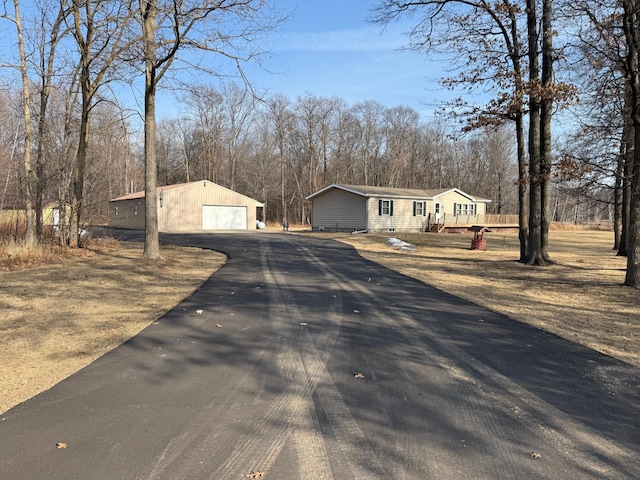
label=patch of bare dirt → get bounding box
[0,243,225,414]
[329,230,639,369]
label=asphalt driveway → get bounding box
[1,232,639,479]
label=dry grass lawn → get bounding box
[1,228,638,416]
[0,243,225,414]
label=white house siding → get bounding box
[435,190,487,216]
[311,189,367,231]
[366,197,429,233]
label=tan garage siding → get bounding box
[311,189,367,231]
[109,198,145,229]
[109,180,263,231]
[366,198,429,233]
[160,182,260,231]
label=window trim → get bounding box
[378,199,394,216]
[454,202,477,215]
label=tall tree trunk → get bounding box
[526,0,544,265]
[142,0,161,259]
[625,125,640,286]
[13,0,36,246]
[516,112,529,262]
[70,72,90,248]
[540,0,553,263]
[614,152,622,251]
[622,0,640,287]
[619,87,633,256]
[35,7,63,241]
[35,102,45,242]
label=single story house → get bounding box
[109,180,264,231]
[306,184,491,233]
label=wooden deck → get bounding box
[430,214,519,233]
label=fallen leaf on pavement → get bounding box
[530,451,541,459]
[56,442,68,449]
[246,471,264,478]
[196,309,203,315]
[354,373,365,379]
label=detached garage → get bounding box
[109,180,264,232]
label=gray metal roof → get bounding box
[307,184,491,202]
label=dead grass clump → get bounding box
[0,239,88,271]
[550,222,613,231]
[83,235,121,253]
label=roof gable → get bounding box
[431,188,491,203]
[110,182,188,202]
[110,180,264,206]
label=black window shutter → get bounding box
[378,199,382,216]
[413,202,416,216]
[390,200,394,216]
[423,202,427,216]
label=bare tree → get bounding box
[182,85,225,182]
[373,0,532,260]
[3,0,37,245]
[135,0,284,258]
[62,0,136,247]
[381,105,420,187]
[30,0,70,241]
[621,0,640,287]
[352,100,385,186]
[220,82,256,191]
[268,94,295,224]
[567,0,630,254]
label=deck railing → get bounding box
[427,214,519,232]
[439,213,519,226]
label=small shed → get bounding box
[109,180,264,232]
[43,202,71,229]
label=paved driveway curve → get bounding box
[1,232,639,479]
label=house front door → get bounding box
[435,202,441,222]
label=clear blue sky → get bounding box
[242,0,448,120]
[2,0,452,122]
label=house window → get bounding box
[378,199,394,216]
[413,201,426,216]
[133,205,138,216]
[454,203,477,215]
[114,206,119,216]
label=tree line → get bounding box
[0,83,519,224]
[1,0,639,287]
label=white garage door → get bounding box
[202,205,247,230]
